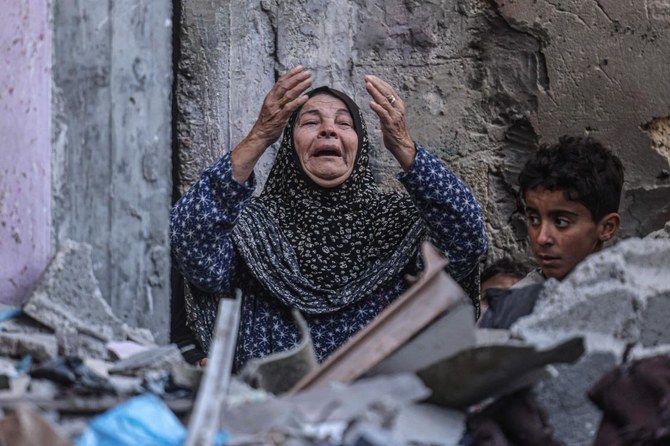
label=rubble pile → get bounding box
[0,240,198,444]
[0,237,668,445]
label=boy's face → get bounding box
[524,187,610,280]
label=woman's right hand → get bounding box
[249,65,313,146]
[232,66,312,183]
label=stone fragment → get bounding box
[108,344,185,376]
[512,238,670,356]
[510,238,670,445]
[22,240,126,342]
[0,357,17,390]
[240,310,317,394]
[0,333,58,363]
[645,220,670,240]
[391,403,465,446]
[106,341,151,360]
[56,327,107,360]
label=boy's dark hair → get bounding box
[481,257,527,284]
[518,136,625,221]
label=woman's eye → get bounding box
[527,216,540,226]
[337,121,352,127]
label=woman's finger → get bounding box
[364,75,402,112]
[274,66,311,99]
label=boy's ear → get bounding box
[597,212,621,242]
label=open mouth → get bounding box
[313,147,342,157]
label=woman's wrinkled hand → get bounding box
[232,66,312,183]
[249,66,313,147]
[364,75,416,172]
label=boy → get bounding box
[479,257,527,313]
[479,136,624,328]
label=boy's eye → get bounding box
[527,215,540,226]
[555,218,570,228]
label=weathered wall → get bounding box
[52,0,173,342]
[494,0,670,239]
[175,0,670,263]
[0,0,51,305]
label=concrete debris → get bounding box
[240,309,318,395]
[645,220,670,239]
[106,341,151,361]
[22,240,127,343]
[512,238,670,357]
[108,344,185,376]
[510,237,670,445]
[390,403,465,445]
[1,237,669,446]
[220,373,430,441]
[418,335,584,409]
[0,332,58,363]
[56,327,107,359]
[0,358,17,390]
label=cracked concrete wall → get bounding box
[494,0,670,239]
[175,0,670,265]
[51,1,173,342]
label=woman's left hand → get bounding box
[364,75,416,171]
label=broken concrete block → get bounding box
[240,309,318,395]
[509,238,670,445]
[534,353,617,446]
[108,344,185,376]
[0,314,53,335]
[417,335,584,409]
[0,357,18,390]
[513,238,670,356]
[0,332,58,362]
[56,327,108,360]
[22,240,126,342]
[220,373,430,437]
[391,403,465,446]
[645,220,670,239]
[106,341,151,361]
[124,326,156,346]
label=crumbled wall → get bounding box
[174,1,670,262]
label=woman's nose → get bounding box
[318,121,337,137]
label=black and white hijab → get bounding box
[231,86,425,314]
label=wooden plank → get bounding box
[184,293,241,446]
[289,241,467,393]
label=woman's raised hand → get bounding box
[232,66,312,183]
[364,75,416,172]
[249,66,313,146]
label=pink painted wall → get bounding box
[0,0,51,305]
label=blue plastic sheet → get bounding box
[76,394,229,446]
[76,394,186,446]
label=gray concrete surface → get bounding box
[51,1,172,342]
[511,237,670,445]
